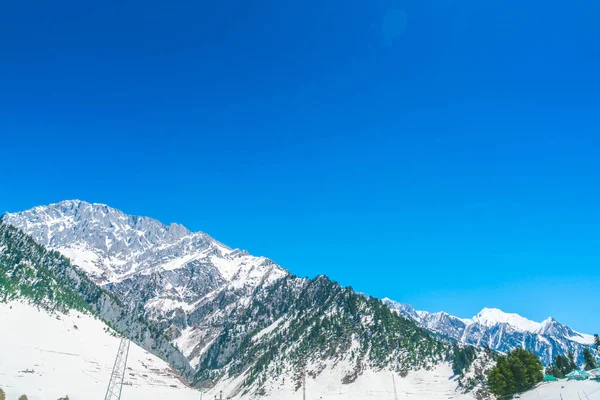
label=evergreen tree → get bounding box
[487,349,543,398]
[452,345,477,376]
[18,395,28,400]
[0,387,5,400]
[545,365,563,379]
[583,348,598,371]
[488,356,513,398]
[567,351,578,371]
[595,334,600,351]
[554,354,574,376]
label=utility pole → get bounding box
[302,372,306,400]
[104,337,131,400]
[392,374,399,400]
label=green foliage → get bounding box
[193,275,446,388]
[549,354,577,378]
[487,349,543,398]
[583,348,598,371]
[595,334,600,351]
[0,387,5,400]
[0,222,91,313]
[452,345,477,376]
[545,364,564,379]
[19,395,28,400]
[488,356,514,398]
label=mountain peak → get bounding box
[3,200,287,289]
[541,316,557,325]
[26,199,193,235]
[472,307,542,332]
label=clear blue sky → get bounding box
[1,0,599,333]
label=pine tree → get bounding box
[583,348,599,371]
[488,356,513,397]
[545,365,563,379]
[567,351,578,371]
[18,395,28,400]
[452,345,477,376]
[595,334,600,351]
[487,349,542,398]
[0,387,5,400]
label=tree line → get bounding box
[487,338,600,399]
[546,347,598,379]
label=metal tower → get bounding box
[302,372,306,400]
[104,337,131,400]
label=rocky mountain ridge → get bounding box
[4,200,287,321]
[383,298,597,366]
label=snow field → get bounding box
[0,301,200,400]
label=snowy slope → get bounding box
[0,301,200,400]
[0,299,479,400]
[0,302,480,400]
[383,299,597,366]
[203,362,478,400]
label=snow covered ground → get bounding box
[0,300,480,400]
[0,301,201,400]
[521,380,600,400]
[201,359,476,400]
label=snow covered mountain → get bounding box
[3,200,480,399]
[383,298,597,366]
[3,200,287,320]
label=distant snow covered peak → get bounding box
[472,307,542,333]
[382,298,421,321]
[383,298,596,365]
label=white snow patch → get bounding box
[206,362,477,400]
[56,246,104,276]
[252,317,285,342]
[161,253,200,271]
[568,332,596,345]
[0,301,200,400]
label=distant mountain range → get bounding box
[2,199,597,399]
[383,298,596,365]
